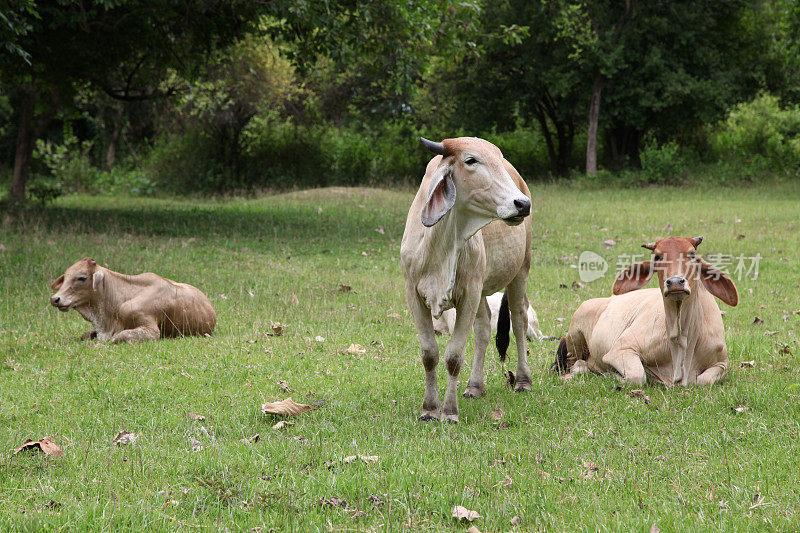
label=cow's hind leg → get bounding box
[407,288,441,421]
[111,323,160,343]
[464,297,490,398]
[507,274,532,392]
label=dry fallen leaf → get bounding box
[452,505,482,522]
[261,397,317,417]
[494,474,513,488]
[740,360,756,368]
[338,284,352,293]
[490,409,505,420]
[269,321,284,336]
[188,437,203,452]
[629,389,651,404]
[272,420,294,430]
[732,405,751,414]
[572,281,584,289]
[315,336,325,343]
[601,239,616,249]
[387,312,402,319]
[764,330,779,336]
[112,431,138,446]
[187,412,205,421]
[277,380,294,393]
[753,317,764,325]
[13,436,64,459]
[345,344,366,355]
[240,434,260,444]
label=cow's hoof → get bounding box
[419,410,440,422]
[442,413,459,424]
[463,385,484,398]
[514,381,532,393]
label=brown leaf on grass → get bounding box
[581,459,599,480]
[112,431,138,446]
[293,435,309,445]
[753,317,764,325]
[629,389,651,404]
[318,496,347,508]
[13,436,64,459]
[467,526,483,533]
[490,409,505,420]
[505,370,516,388]
[740,360,756,368]
[732,405,751,414]
[261,397,317,417]
[736,233,745,239]
[268,321,284,336]
[272,420,294,430]
[341,454,379,465]
[345,344,366,355]
[387,312,402,319]
[240,434,260,444]
[494,474,513,488]
[777,343,793,356]
[572,281,584,289]
[452,505,482,522]
[187,412,205,421]
[764,330,779,336]
[276,380,294,393]
[375,226,386,234]
[510,515,523,527]
[338,284,352,293]
[601,239,616,249]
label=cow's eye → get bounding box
[653,255,662,262]
[464,157,478,166]
[688,253,696,259]
[77,276,87,282]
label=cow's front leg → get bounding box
[407,288,441,421]
[507,274,532,392]
[601,347,646,386]
[111,322,160,343]
[442,294,479,423]
[81,330,97,341]
[464,297,490,398]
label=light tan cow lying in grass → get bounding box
[433,291,544,340]
[401,136,533,423]
[50,257,216,343]
[555,236,738,386]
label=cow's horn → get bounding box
[642,242,656,251]
[692,236,703,248]
[420,137,448,156]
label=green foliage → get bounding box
[639,138,686,185]
[32,134,97,193]
[710,93,800,170]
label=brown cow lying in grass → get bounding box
[555,236,738,386]
[50,257,216,343]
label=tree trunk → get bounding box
[11,89,36,200]
[586,73,603,175]
[106,107,123,170]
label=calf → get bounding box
[50,258,216,343]
[556,237,738,385]
[401,137,533,423]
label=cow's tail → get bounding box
[495,290,511,362]
[552,338,569,373]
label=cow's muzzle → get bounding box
[664,277,690,300]
[502,197,531,225]
[50,295,70,312]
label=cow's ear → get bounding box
[421,164,455,227]
[698,257,738,306]
[92,270,104,291]
[612,260,654,295]
[51,275,64,291]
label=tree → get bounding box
[1,0,267,200]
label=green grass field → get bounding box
[1,182,799,531]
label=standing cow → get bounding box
[401,137,533,423]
